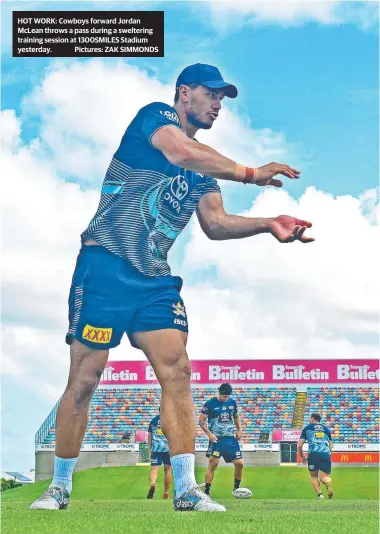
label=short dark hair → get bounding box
[218,383,233,395]
[174,83,200,103]
[311,413,321,422]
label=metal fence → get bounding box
[35,398,61,445]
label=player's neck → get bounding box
[173,103,198,139]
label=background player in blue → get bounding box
[199,384,244,497]
[31,63,314,512]
[298,413,334,499]
[147,411,172,500]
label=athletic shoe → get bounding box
[317,493,324,500]
[147,486,156,499]
[29,486,70,510]
[163,493,169,499]
[173,485,226,512]
[326,482,334,499]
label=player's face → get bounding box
[218,394,231,402]
[185,86,224,130]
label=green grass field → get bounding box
[2,466,379,534]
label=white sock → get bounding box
[171,453,197,497]
[51,456,78,494]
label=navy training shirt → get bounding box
[148,415,169,453]
[300,423,332,454]
[81,102,221,277]
[201,396,238,437]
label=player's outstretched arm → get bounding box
[151,125,299,186]
[197,192,315,243]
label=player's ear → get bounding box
[178,85,191,102]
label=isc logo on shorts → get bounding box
[82,324,112,344]
[174,318,187,327]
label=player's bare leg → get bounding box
[134,330,195,455]
[149,466,160,487]
[30,341,109,510]
[232,459,244,492]
[309,470,324,499]
[133,329,225,512]
[205,456,219,495]
[164,464,172,498]
[319,471,334,499]
[204,457,219,495]
[147,466,160,499]
[56,341,109,458]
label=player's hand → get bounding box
[301,456,308,465]
[236,430,243,440]
[254,162,300,188]
[208,433,218,443]
[269,215,315,244]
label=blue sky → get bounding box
[1,1,379,472]
[2,1,378,202]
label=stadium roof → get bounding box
[5,472,33,482]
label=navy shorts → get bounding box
[151,452,171,466]
[308,452,331,474]
[206,437,242,463]
[66,246,188,350]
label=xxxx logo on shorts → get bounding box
[82,324,112,344]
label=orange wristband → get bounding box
[243,167,257,184]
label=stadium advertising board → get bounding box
[297,452,379,464]
[36,443,377,453]
[36,443,139,452]
[272,429,302,441]
[301,443,379,452]
[37,443,377,453]
[194,443,280,452]
[100,359,379,385]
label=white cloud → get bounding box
[20,59,292,186]
[1,59,378,471]
[204,0,378,29]
[182,186,379,360]
[1,59,295,393]
[1,106,145,396]
[2,61,378,376]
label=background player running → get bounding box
[199,383,244,497]
[147,411,172,500]
[30,63,314,513]
[298,413,334,500]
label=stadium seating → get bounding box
[41,386,379,445]
[193,387,296,445]
[43,387,296,445]
[303,387,379,443]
